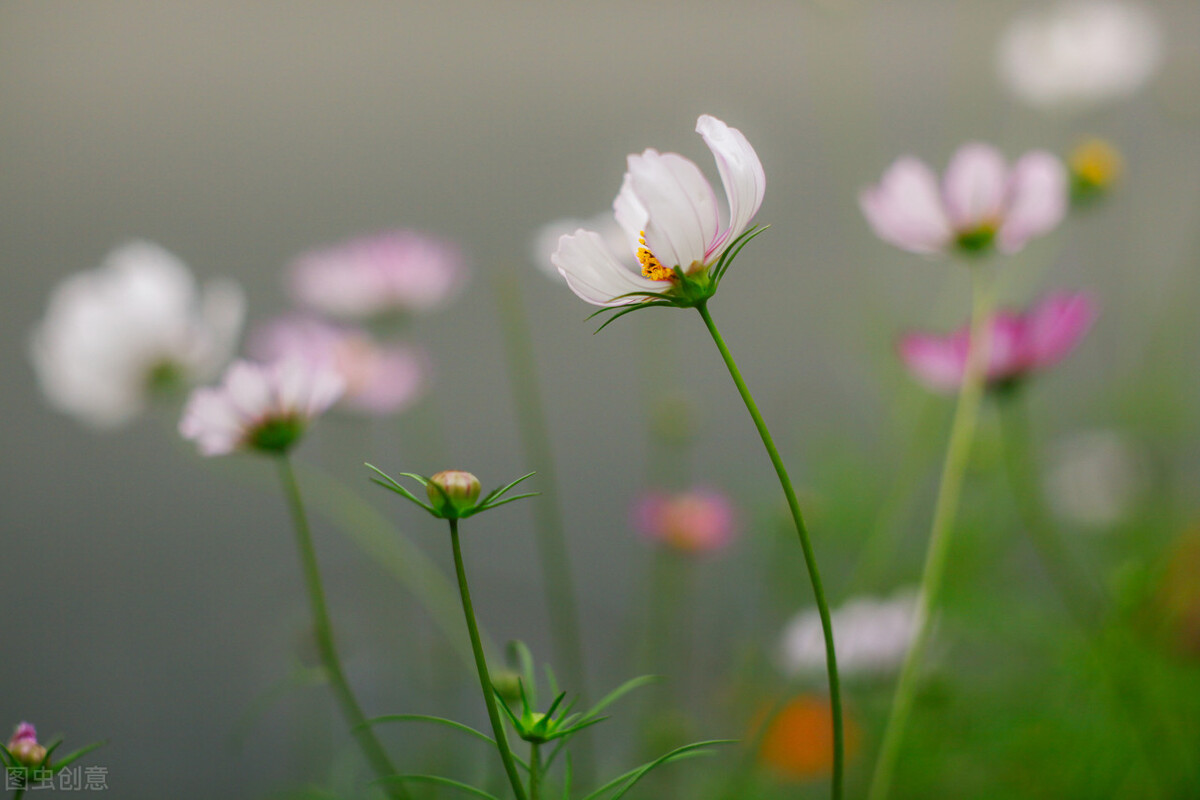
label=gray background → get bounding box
[3,2,1199,797]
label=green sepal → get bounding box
[711,224,768,284]
[592,301,674,334]
[365,464,436,513]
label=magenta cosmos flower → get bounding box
[861,143,1067,256]
[289,231,467,320]
[633,488,737,555]
[552,114,765,309]
[250,316,427,416]
[179,359,344,456]
[899,292,1097,393]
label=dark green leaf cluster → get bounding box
[367,465,537,521]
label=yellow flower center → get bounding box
[637,232,675,282]
[1070,139,1122,188]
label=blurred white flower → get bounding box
[780,590,918,678]
[249,316,428,416]
[1045,430,1148,527]
[179,358,344,456]
[288,230,467,320]
[531,212,627,282]
[997,1,1163,112]
[29,241,244,428]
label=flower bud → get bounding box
[1069,138,1122,207]
[491,670,524,705]
[7,722,46,767]
[427,470,481,517]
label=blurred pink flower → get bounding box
[288,231,467,320]
[633,488,737,555]
[179,359,344,456]
[552,114,765,307]
[250,316,427,416]
[861,143,1067,256]
[899,292,1097,393]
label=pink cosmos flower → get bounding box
[899,292,1097,393]
[249,316,427,416]
[288,231,467,320]
[633,488,737,555]
[552,114,765,307]
[861,143,1067,256]
[179,359,344,456]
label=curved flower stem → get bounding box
[695,302,843,800]
[448,518,529,800]
[868,270,996,800]
[275,457,409,800]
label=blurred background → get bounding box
[3,1,1200,798]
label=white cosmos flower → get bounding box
[179,358,345,456]
[551,114,765,308]
[780,590,919,678]
[997,1,1163,112]
[29,241,245,428]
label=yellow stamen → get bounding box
[637,232,675,282]
[1070,138,1122,188]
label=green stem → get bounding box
[695,302,843,800]
[276,458,409,800]
[493,274,590,701]
[868,270,996,800]
[448,518,529,800]
[530,743,543,800]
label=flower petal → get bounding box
[997,151,1067,253]
[1024,291,1097,368]
[897,332,967,392]
[696,114,765,258]
[942,143,1008,230]
[860,158,953,254]
[626,148,718,270]
[552,229,664,307]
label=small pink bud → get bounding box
[428,470,482,515]
[7,722,46,767]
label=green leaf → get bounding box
[563,753,573,800]
[397,472,431,486]
[361,715,496,746]
[376,774,500,800]
[579,740,734,800]
[579,675,661,722]
[49,740,106,772]
[365,465,436,513]
[480,472,537,506]
[476,492,539,513]
[40,736,64,765]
